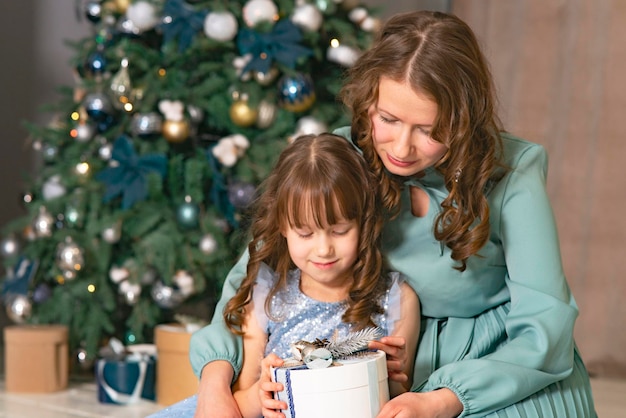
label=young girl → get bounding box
[149,133,419,417]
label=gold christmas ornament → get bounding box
[229,100,258,127]
[113,0,130,14]
[162,119,190,142]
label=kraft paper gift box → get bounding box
[96,343,156,405]
[154,323,199,406]
[4,324,69,393]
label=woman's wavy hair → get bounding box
[224,133,387,334]
[340,11,507,271]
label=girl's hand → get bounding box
[259,353,288,418]
[369,336,409,384]
[376,389,464,418]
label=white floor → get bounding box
[0,378,623,417]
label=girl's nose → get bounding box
[315,235,333,256]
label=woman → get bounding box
[189,11,596,417]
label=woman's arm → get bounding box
[190,250,250,418]
[232,300,269,418]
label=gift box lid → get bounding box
[155,323,193,352]
[4,325,68,344]
[272,350,388,394]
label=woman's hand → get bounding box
[259,354,288,418]
[376,389,464,418]
[194,361,241,418]
[369,336,409,385]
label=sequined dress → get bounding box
[147,264,403,417]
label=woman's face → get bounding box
[369,77,448,177]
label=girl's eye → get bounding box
[295,230,312,238]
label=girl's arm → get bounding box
[371,281,420,397]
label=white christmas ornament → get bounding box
[243,0,278,27]
[212,134,250,167]
[199,234,218,255]
[292,4,323,32]
[326,44,361,67]
[348,7,368,24]
[42,175,66,201]
[204,11,238,42]
[360,16,381,32]
[233,54,253,81]
[158,100,185,122]
[174,270,195,297]
[290,116,328,142]
[109,266,130,283]
[126,1,160,32]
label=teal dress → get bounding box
[189,130,596,417]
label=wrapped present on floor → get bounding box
[4,324,69,393]
[154,320,202,406]
[95,338,156,405]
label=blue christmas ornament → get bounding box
[277,73,316,113]
[32,283,53,304]
[85,50,107,75]
[176,197,200,229]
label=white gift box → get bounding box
[271,350,389,418]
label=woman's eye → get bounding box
[418,126,432,136]
[378,114,395,124]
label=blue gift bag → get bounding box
[96,356,156,404]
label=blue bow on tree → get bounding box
[96,136,167,209]
[205,148,237,228]
[2,257,38,300]
[237,19,313,74]
[159,0,208,52]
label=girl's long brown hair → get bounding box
[340,11,507,271]
[224,133,387,334]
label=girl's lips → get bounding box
[312,261,337,269]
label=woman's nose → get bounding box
[392,127,413,159]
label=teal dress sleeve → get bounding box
[418,140,581,416]
[188,249,250,380]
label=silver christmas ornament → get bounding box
[131,112,162,137]
[32,206,55,238]
[56,236,85,280]
[151,281,184,309]
[256,100,277,129]
[0,235,20,258]
[6,294,32,323]
[74,123,96,142]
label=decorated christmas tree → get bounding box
[0,0,381,362]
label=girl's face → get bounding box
[369,77,448,177]
[282,217,359,302]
